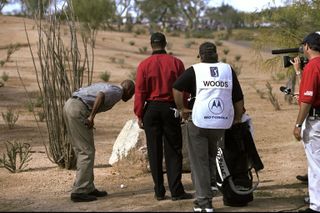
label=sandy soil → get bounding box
[0,15,308,212]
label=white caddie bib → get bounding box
[192,62,234,129]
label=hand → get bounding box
[293,126,302,141]
[290,56,301,75]
[180,108,192,122]
[84,116,94,129]
[138,118,144,129]
[232,119,241,125]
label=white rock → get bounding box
[108,119,145,165]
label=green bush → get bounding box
[215,40,223,46]
[235,55,242,61]
[35,96,43,108]
[37,111,46,122]
[138,46,148,54]
[0,141,32,173]
[1,72,9,82]
[100,71,111,82]
[184,40,196,48]
[2,108,19,129]
[26,100,34,112]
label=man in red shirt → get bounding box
[292,32,320,213]
[134,32,192,201]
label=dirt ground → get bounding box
[0,15,309,212]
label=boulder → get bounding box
[109,119,190,172]
[108,119,146,165]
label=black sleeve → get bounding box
[173,66,196,95]
[232,68,244,103]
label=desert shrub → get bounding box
[231,30,255,41]
[133,27,146,36]
[0,141,32,173]
[230,62,242,76]
[109,57,116,63]
[190,30,214,39]
[184,40,196,48]
[6,43,21,62]
[37,111,46,122]
[26,100,34,112]
[138,46,148,54]
[0,60,5,67]
[2,108,19,129]
[235,55,242,61]
[216,32,229,40]
[129,41,135,46]
[215,40,223,46]
[168,31,180,37]
[1,72,9,82]
[117,58,125,65]
[100,71,111,82]
[221,57,227,63]
[223,48,230,55]
[273,72,286,81]
[34,95,43,108]
[266,81,281,110]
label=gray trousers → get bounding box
[186,121,224,204]
[63,98,95,194]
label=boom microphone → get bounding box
[280,86,291,95]
[271,47,301,54]
[279,86,298,97]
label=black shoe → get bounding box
[298,208,318,212]
[71,193,97,202]
[154,194,166,201]
[171,192,193,201]
[296,174,308,182]
[88,189,108,197]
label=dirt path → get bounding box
[0,15,308,212]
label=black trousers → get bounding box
[143,101,185,197]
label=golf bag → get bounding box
[216,118,264,207]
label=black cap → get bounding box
[301,32,320,51]
[198,42,217,58]
[150,32,166,44]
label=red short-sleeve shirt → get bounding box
[299,56,320,108]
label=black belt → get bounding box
[72,96,90,110]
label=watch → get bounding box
[295,124,302,128]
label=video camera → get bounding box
[271,47,308,69]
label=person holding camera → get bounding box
[291,32,320,213]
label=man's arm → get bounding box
[233,99,244,124]
[293,102,311,141]
[86,92,105,129]
[173,88,191,121]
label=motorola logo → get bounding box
[208,98,224,114]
